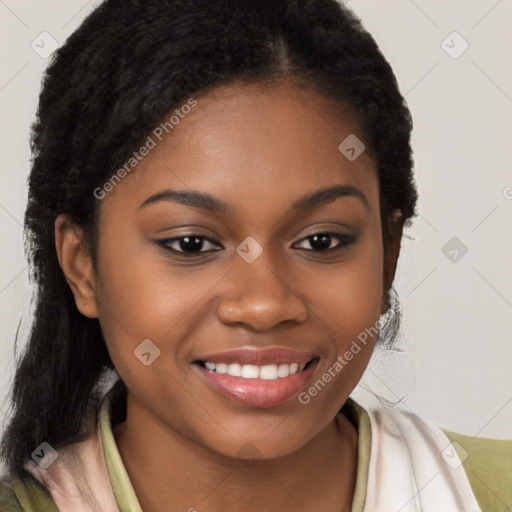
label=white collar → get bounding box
[350,387,482,512]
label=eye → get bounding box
[292,231,356,252]
[157,234,222,255]
[156,231,356,257]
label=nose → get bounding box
[216,253,308,332]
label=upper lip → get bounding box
[195,347,318,366]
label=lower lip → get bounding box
[196,361,318,408]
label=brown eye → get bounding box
[293,232,356,252]
[157,235,221,255]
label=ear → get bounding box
[381,210,404,315]
[55,214,99,318]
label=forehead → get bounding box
[98,80,379,224]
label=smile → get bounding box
[193,348,320,408]
[202,361,308,380]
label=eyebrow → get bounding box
[139,184,369,213]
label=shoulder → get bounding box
[442,428,512,512]
[349,391,512,511]
[0,475,59,512]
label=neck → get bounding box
[113,392,358,512]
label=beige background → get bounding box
[1,0,511,451]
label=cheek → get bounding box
[294,244,383,417]
[298,226,384,384]
[93,232,222,378]
[300,226,384,346]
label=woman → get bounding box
[0,0,510,510]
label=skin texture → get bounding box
[55,80,404,512]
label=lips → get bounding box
[195,347,317,366]
[193,347,319,407]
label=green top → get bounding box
[1,392,511,511]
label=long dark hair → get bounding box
[0,0,417,479]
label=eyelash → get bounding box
[156,231,356,257]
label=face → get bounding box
[58,80,402,460]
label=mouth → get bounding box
[192,348,320,408]
[196,359,317,379]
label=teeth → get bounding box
[216,363,228,374]
[241,364,260,378]
[227,363,242,377]
[203,361,308,380]
[277,363,289,378]
[260,364,278,380]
